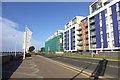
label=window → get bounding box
[112,40,114,46]
[116,3,119,12]
[107,33,109,38]
[72,18,77,25]
[108,41,110,47]
[110,23,113,30]
[117,12,120,21]
[101,34,103,38]
[111,32,114,37]
[109,7,112,15]
[105,9,107,13]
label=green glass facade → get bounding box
[45,31,63,53]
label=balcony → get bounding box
[77,47,82,50]
[85,46,89,50]
[90,19,95,24]
[90,26,95,31]
[85,24,88,27]
[64,35,66,37]
[77,27,82,31]
[118,15,120,21]
[90,32,96,37]
[72,38,75,42]
[77,32,82,36]
[85,29,88,33]
[72,43,75,47]
[72,29,75,33]
[77,43,82,46]
[118,25,120,30]
[86,41,89,45]
[91,40,96,44]
[77,37,82,41]
[86,36,88,39]
[72,33,75,37]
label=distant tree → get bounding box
[40,47,45,52]
[28,46,35,52]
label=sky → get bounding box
[1,2,92,51]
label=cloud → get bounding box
[1,17,24,52]
[0,17,41,52]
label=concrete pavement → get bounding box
[42,54,120,79]
[2,55,89,80]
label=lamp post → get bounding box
[23,32,26,59]
[13,34,17,57]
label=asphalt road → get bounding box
[42,54,120,79]
[2,55,89,80]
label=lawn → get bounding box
[46,53,120,61]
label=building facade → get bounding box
[45,30,63,53]
[77,17,89,51]
[63,16,85,52]
[88,0,120,51]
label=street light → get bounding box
[13,34,17,57]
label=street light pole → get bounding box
[14,34,17,57]
[23,31,27,60]
[15,37,16,57]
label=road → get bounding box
[2,55,89,80]
[42,54,120,79]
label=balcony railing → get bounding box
[118,25,120,30]
[72,29,75,32]
[77,43,82,46]
[91,40,96,44]
[86,41,89,44]
[90,26,95,30]
[90,19,95,24]
[77,37,82,41]
[72,33,75,37]
[90,32,96,36]
[77,32,82,36]
[77,47,82,50]
[85,29,88,33]
[77,27,82,31]
[86,36,88,39]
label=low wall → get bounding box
[82,51,119,58]
[2,55,15,64]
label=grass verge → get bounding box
[46,53,120,61]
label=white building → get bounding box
[88,0,120,51]
[63,16,85,52]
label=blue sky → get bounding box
[2,2,92,50]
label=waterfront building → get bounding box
[77,17,89,51]
[88,0,120,51]
[45,30,64,53]
[63,16,85,52]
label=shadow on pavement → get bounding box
[2,56,23,79]
[70,62,92,80]
[90,59,108,80]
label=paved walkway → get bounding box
[2,55,88,79]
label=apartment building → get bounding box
[63,16,85,52]
[77,17,89,51]
[88,0,120,51]
[45,30,63,53]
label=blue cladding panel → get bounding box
[70,29,73,50]
[65,31,67,50]
[66,31,68,50]
[67,30,69,50]
[111,4,119,47]
[95,13,101,48]
[101,10,108,48]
